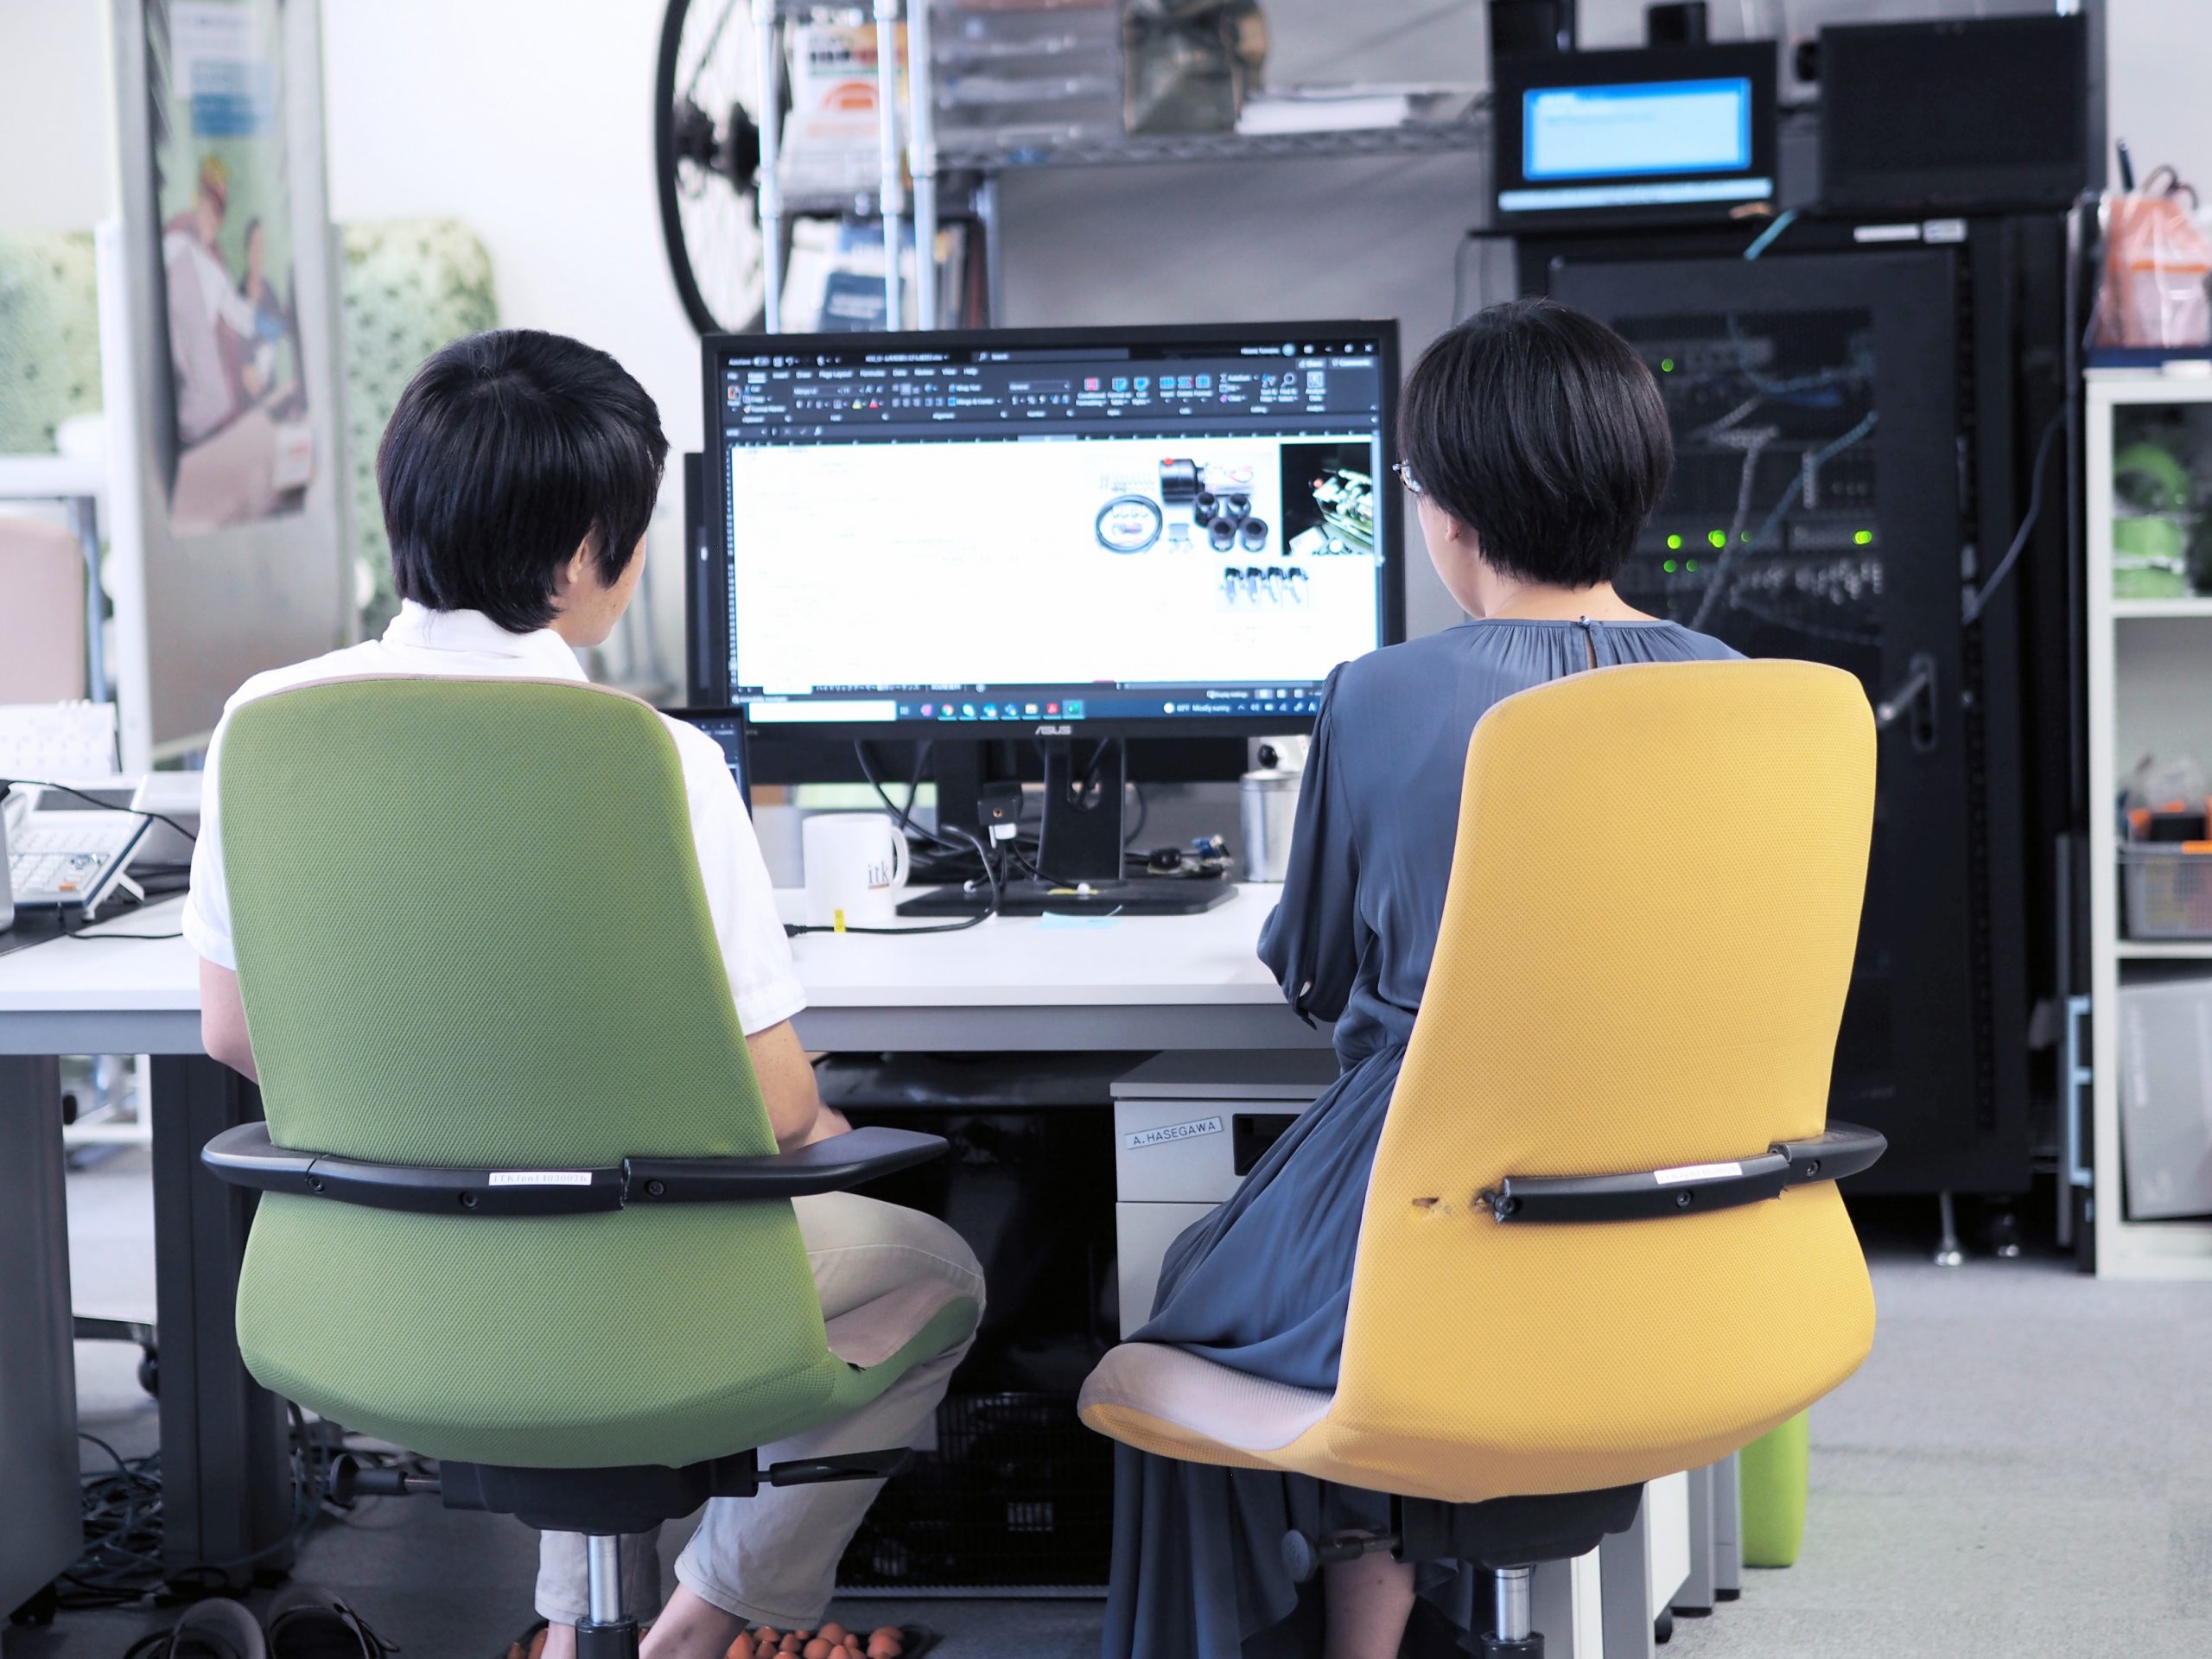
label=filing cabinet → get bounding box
[1110,1049,1338,1334]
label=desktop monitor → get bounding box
[693,321,1402,912]
[1491,42,1778,230]
[693,321,1402,740]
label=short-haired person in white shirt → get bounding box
[186,329,984,1659]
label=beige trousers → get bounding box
[535,1192,984,1628]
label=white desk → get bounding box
[0,888,1326,1059]
[783,886,1326,1052]
[0,885,1321,1596]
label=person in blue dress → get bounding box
[1104,298,1740,1659]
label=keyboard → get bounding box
[7,809,149,908]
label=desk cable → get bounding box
[55,1407,423,1617]
[3,776,199,846]
[780,744,1006,936]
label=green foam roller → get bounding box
[1739,1411,1810,1568]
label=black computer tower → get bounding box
[1522,215,2076,1196]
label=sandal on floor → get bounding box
[123,1599,270,1659]
[499,1619,548,1659]
[264,1584,401,1656]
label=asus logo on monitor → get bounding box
[1035,723,1074,736]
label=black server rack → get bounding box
[1521,216,2074,1196]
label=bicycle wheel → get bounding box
[656,0,770,335]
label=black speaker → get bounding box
[1820,15,2097,213]
[1489,0,1573,58]
[1646,2,1707,46]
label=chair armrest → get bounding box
[1483,1121,1889,1225]
[203,1121,317,1191]
[200,1122,950,1217]
[626,1127,950,1202]
[1770,1122,1886,1185]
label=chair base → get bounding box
[435,1446,915,1534]
[1284,1484,1643,1656]
[438,1455,766,1535]
[1281,1483,1644,1584]
[576,1615,641,1658]
[323,1443,919,1656]
[1399,1484,1644,1572]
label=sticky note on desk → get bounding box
[1034,910,1122,931]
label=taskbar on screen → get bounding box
[741,687,1326,726]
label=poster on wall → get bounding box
[146,0,316,534]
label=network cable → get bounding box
[1962,410,2066,626]
[1689,410,1881,632]
[46,1409,422,1618]
[778,745,1002,936]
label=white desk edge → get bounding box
[0,886,1330,1054]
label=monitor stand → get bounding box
[899,877,1235,918]
[898,737,1235,919]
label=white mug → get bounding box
[802,812,910,929]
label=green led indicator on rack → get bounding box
[1686,559,1699,572]
[1666,533,1683,550]
[1664,559,1678,573]
[1854,529,1874,545]
[1707,530,1726,550]
[1660,358,1675,373]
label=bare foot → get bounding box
[639,1587,747,1659]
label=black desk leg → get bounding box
[0,1057,82,1624]
[151,1056,295,1591]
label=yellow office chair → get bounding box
[1079,658,1884,1656]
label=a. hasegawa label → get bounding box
[1124,1116,1225,1151]
[488,1170,594,1187]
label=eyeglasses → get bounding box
[1391,461,1425,498]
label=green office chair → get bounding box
[199,677,980,1657]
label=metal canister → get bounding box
[1239,766,1302,884]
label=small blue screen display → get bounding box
[1524,77,1752,181]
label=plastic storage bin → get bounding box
[2118,975,2212,1219]
[2121,844,2212,938]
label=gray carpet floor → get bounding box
[19,1147,2210,1657]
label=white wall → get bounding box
[322,0,702,450]
[2101,0,2212,191]
[0,0,115,232]
[318,0,701,679]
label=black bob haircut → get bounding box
[378,329,670,633]
[1399,299,1673,590]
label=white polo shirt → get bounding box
[183,601,807,1037]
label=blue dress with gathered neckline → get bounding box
[1104,618,1741,1659]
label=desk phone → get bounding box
[3,791,149,912]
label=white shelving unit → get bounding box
[747,0,1490,333]
[2087,367,2212,1277]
